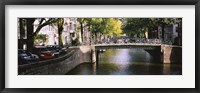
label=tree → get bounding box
[19,18,59,52]
[56,18,64,47]
[34,34,46,45]
[90,18,103,42]
[77,18,103,43]
[89,18,123,43]
[26,18,36,52]
[102,18,122,36]
[33,18,59,37]
[77,18,85,43]
[123,18,153,38]
[123,18,182,39]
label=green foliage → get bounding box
[103,18,122,36]
[34,34,46,41]
[57,18,64,28]
[151,18,182,25]
[77,18,123,43]
[79,18,122,36]
[123,18,182,38]
[72,38,80,46]
[34,34,46,45]
[123,18,150,37]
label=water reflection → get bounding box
[66,49,182,75]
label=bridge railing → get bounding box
[146,39,162,44]
[91,38,162,45]
[79,38,177,46]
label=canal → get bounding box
[66,49,182,75]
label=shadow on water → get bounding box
[66,63,96,75]
[126,62,182,75]
[66,49,182,75]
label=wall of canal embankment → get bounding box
[18,46,93,75]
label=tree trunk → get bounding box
[89,26,92,45]
[161,23,165,42]
[95,33,97,44]
[58,34,63,47]
[58,27,63,48]
[26,18,35,52]
[157,26,159,39]
[80,22,84,43]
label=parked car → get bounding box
[32,46,54,60]
[57,47,67,55]
[46,46,60,58]
[18,49,39,65]
[46,45,67,55]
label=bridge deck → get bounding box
[93,43,162,50]
[93,43,162,47]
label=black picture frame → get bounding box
[0,0,199,93]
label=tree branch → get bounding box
[33,18,58,37]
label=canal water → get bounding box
[66,49,182,75]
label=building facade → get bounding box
[148,24,181,45]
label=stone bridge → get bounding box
[92,43,182,64]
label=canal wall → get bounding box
[161,45,182,64]
[18,46,92,75]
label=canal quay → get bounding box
[18,18,182,75]
[19,43,182,75]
